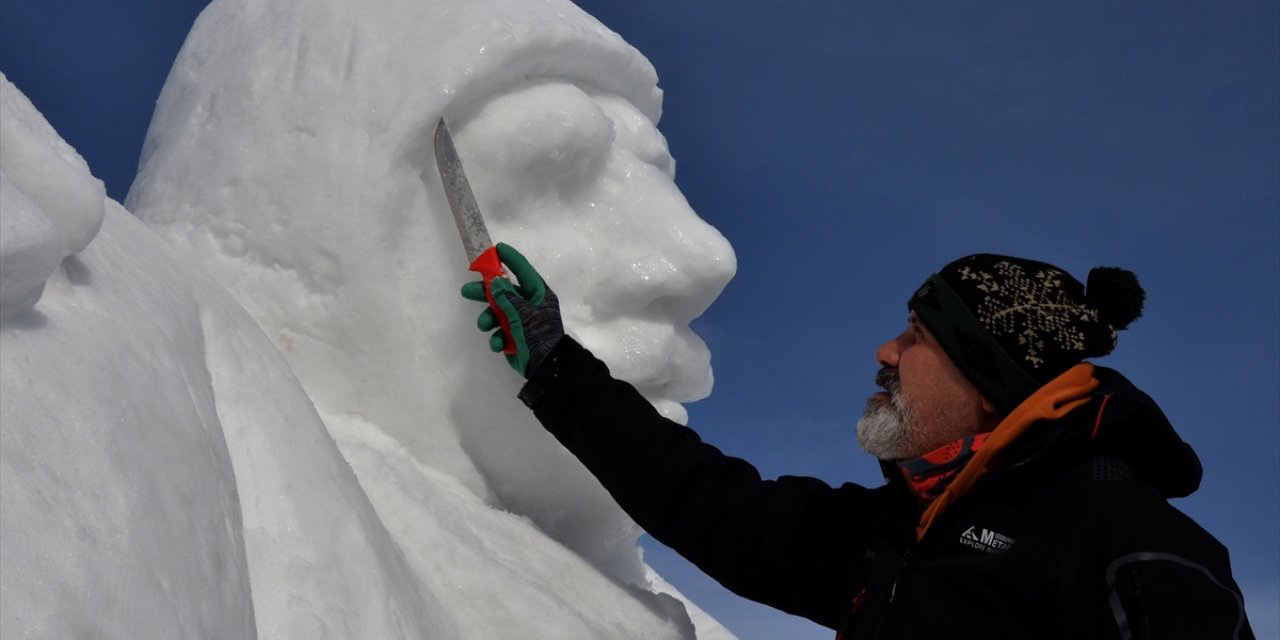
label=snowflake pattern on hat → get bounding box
[956,261,1109,369]
[909,253,1143,412]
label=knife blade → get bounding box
[434,118,493,264]
[432,118,516,355]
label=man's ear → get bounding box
[980,395,1001,419]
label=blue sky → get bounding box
[2,1,1277,638]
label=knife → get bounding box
[433,118,516,355]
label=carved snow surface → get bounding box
[1,0,738,637]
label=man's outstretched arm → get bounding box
[519,335,885,628]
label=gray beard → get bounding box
[856,367,919,461]
[856,393,911,460]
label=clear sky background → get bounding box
[2,2,1277,639]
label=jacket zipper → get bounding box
[860,547,913,639]
[887,548,912,604]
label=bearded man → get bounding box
[464,247,1254,639]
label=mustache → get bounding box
[875,367,901,394]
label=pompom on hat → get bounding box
[907,254,1145,413]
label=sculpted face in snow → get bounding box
[1,69,721,638]
[458,82,735,421]
[448,81,736,579]
[128,0,734,594]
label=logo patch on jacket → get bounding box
[960,525,1016,554]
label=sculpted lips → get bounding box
[572,318,712,426]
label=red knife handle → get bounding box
[470,246,518,356]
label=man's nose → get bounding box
[875,336,901,368]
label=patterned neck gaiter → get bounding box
[898,432,992,505]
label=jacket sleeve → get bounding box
[1103,550,1254,639]
[518,337,883,629]
[1058,459,1256,640]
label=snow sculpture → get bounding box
[0,75,104,318]
[1,68,730,640]
[1,0,738,635]
[1,73,449,638]
[128,0,735,608]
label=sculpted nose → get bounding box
[654,221,736,322]
[593,215,737,323]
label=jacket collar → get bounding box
[876,366,1203,507]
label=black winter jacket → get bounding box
[519,338,1254,639]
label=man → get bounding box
[464,245,1255,638]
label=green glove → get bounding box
[460,243,564,377]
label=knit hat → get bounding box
[907,254,1145,413]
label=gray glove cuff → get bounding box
[508,287,563,377]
